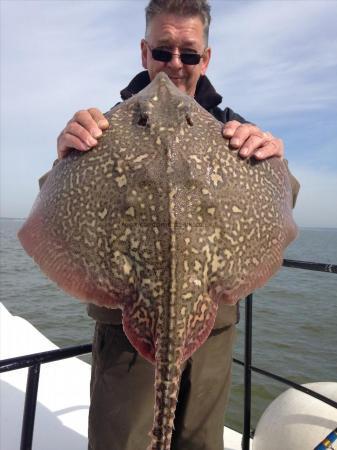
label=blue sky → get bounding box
[1,0,336,227]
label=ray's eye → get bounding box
[186,113,193,126]
[138,112,149,127]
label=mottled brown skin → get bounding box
[18,72,297,450]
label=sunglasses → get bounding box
[149,46,204,65]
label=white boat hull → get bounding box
[0,303,248,449]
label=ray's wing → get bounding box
[18,104,141,308]
[189,107,298,304]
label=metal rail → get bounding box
[0,258,336,450]
[0,344,92,450]
[239,258,337,449]
[20,364,40,450]
[283,258,337,273]
[0,344,92,373]
[242,294,253,449]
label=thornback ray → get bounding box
[18,72,298,450]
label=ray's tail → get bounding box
[148,344,183,450]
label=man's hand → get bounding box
[222,120,284,160]
[57,108,109,159]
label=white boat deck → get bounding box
[0,302,248,450]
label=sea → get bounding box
[0,217,336,433]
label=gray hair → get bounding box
[145,0,211,46]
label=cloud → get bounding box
[1,0,146,204]
[209,0,337,121]
[2,1,145,116]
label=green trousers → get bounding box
[88,320,236,450]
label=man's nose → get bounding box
[167,52,183,70]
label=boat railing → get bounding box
[239,259,337,450]
[0,343,92,450]
[1,258,336,450]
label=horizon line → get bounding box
[1,216,336,230]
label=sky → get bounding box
[1,0,337,228]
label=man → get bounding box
[54,1,298,449]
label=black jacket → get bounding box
[120,71,248,125]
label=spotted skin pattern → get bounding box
[18,72,297,450]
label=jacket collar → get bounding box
[120,70,222,111]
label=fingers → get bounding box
[88,108,109,130]
[57,124,95,160]
[222,122,284,160]
[57,134,87,159]
[234,130,268,158]
[71,109,107,138]
[222,120,242,138]
[226,123,265,153]
[254,137,284,160]
[67,121,98,146]
[57,108,109,159]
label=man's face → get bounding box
[141,13,211,96]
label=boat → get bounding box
[0,302,90,450]
[0,302,249,450]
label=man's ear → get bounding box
[201,47,211,75]
[141,39,148,69]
